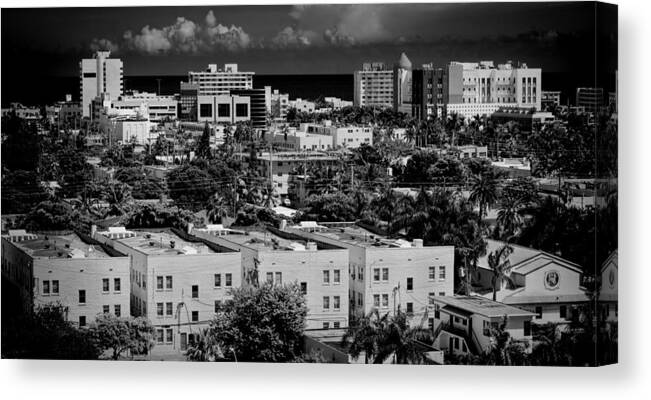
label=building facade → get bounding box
[187,63,253,96]
[1,230,130,327]
[393,53,413,114]
[271,89,290,120]
[576,87,605,113]
[288,222,455,326]
[196,94,251,124]
[93,227,242,354]
[541,90,562,110]
[354,62,394,108]
[230,88,269,130]
[80,51,123,118]
[191,224,350,330]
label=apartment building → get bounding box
[196,94,251,124]
[289,98,316,114]
[187,63,253,96]
[179,82,200,121]
[80,51,123,117]
[354,62,394,108]
[431,296,535,359]
[300,121,373,149]
[231,88,270,130]
[472,239,590,325]
[272,128,334,151]
[111,91,178,122]
[541,90,562,109]
[576,87,605,113]
[191,224,350,330]
[288,222,455,325]
[412,66,448,120]
[93,226,241,353]
[1,229,130,327]
[271,89,290,120]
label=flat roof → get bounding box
[9,232,112,259]
[433,296,535,318]
[297,223,426,249]
[115,229,217,256]
[204,226,325,252]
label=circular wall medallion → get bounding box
[544,270,560,290]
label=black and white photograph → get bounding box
[1,0,619,371]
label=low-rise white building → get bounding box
[472,239,590,325]
[272,128,334,151]
[191,224,350,330]
[290,98,315,113]
[300,121,373,149]
[288,222,455,326]
[431,295,535,359]
[1,229,130,328]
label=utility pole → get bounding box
[156,78,162,96]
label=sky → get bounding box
[2,2,617,77]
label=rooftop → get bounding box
[433,296,535,318]
[6,232,112,259]
[479,239,582,273]
[291,222,426,249]
[196,225,325,252]
[107,228,218,256]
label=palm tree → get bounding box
[185,328,223,361]
[373,310,434,364]
[103,181,133,216]
[371,186,411,237]
[487,244,514,301]
[469,169,500,223]
[206,194,230,224]
[496,195,524,240]
[341,309,387,364]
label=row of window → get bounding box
[42,279,60,295]
[102,278,121,293]
[156,328,174,344]
[102,304,122,317]
[322,296,342,311]
[322,269,342,285]
[321,321,342,330]
[214,273,233,288]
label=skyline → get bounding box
[2,2,617,78]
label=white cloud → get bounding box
[89,38,119,52]
[92,10,251,55]
[271,26,315,48]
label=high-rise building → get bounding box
[231,88,269,130]
[393,53,413,114]
[576,87,605,113]
[179,82,199,121]
[353,62,394,108]
[188,63,254,96]
[412,65,449,120]
[80,51,123,118]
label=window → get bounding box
[114,304,121,317]
[52,280,59,295]
[79,316,86,327]
[102,278,109,292]
[428,292,435,305]
[334,322,340,329]
[406,277,413,291]
[434,305,441,319]
[166,276,173,290]
[214,274,222,287]
[156,329,164,343]
[323,322,330,330]
[334,270,340,284]
[103,305,110,314]
[406,302,413,314]
[381,294,389,308]
[192,311,199,322]
[373,294,380,307]
[214,300,221,313]
[225,273,232,287]
[428,318,434,331]
[166,302,173,317]
[78,290,86,304]
[524,320,531,336]
[323,296,330,310]
[275,272,282,285]
[157,276,164,290]
[266,272,274,284]
[192,285,199,298]
[483,320,491,336]
[373,268,380,282]
[300,282,307,295]
[235,103,248,117]
[166,328,173,344]
[382,268,389,281]
[157,303,164,317]
[43,280,50,295]
[535,306,543,319]
[358,293,363,307]
[454,337,459,349]
[217,103,230,117]
[323,270,330,284]
[114,278,121,292]
[439,292,445,297]
[333,296,341,310]
[439,266,446,281]
[199,103,212,118]
[560,305,567,319]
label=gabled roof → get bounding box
[479,239,583,275]
[601,250,618,274]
